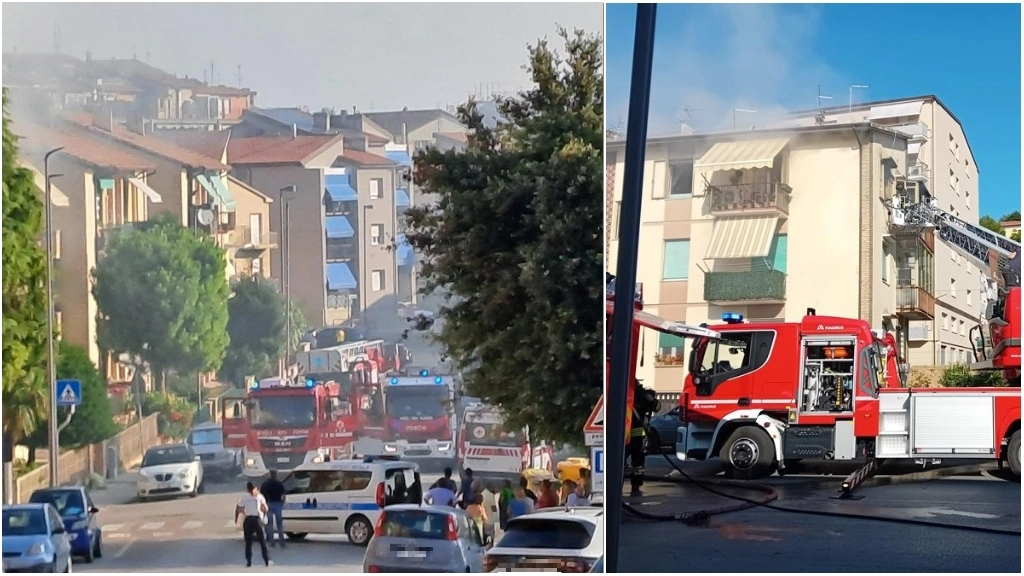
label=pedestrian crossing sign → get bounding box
[56,379,82,407]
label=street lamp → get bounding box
[361,204,375,324]
[279,185,296,373]
[44,146,63,488]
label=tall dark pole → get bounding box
[606,5,657,573]
[44,147,64,488]
[279,185,296,378]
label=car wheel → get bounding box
[1007,430,1021,480]
[646,430,662,453]
[83,539,95,564]
[285,532,308,541]
[189,483,199,498]
[49,560,58,573]
[346,516,372,547]
[94,534,103,559]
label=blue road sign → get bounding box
[593,447,604,475]
[56,379,82,407]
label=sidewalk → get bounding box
[85,470,140,507]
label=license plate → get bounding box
[277,457,289,463]
[396,550,427,559]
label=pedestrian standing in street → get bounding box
[477,481,497,545]
[440,467,459,492]
[536,479,559,509]
[507,486,534,520]
[458,468,475,509]
[518,476,538,504]
[465,493,489,545]
[235,482,270,568]
[497,480,515,531]
[424,480,457,507]
[260,470,287,548]
[567,484,591,507]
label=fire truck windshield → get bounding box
[250,395,317,428]
[386,387,447,418]
[467,422,520,447]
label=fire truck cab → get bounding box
[677,311,1022,480]
[371,371,458,472]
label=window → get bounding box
[651,161,666,199]
[500,519,596,550]
[370,224,384,245]
[53,229,62,260]
[881,244,889,284]
[372,269,386,292]
[668,160,694,198]
[662,239,690,281]
[370,178,384,199]
[941,313,948,331]
[282,470,372,494]
[940,345,947,365]
[959,319,966,336]
[657,332,686,366]
[689,331,776,396]
[383,467,421,506]
[764,234,788,273]
[967,289,972,306]
[950,277,957,298]
[949,169,959,195]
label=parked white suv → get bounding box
[484,506,603,572]
[137,444,204,501]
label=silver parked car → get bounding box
[2,503,74,573]
[363,505,487,573]
[187,421,241,481]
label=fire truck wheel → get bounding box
[719,427,776,480]
[1008,430,1021,479]
[347,515,373,546]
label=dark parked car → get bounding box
[647,407,681,453]
[29,486,102,563]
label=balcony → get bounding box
[704,269,786,304]
[894,285,935,320]
[325,239,357,262]
[706,181,792,217]
[891,121,931,142]
[327,293,353,310]
[906,161,930,183]
[225,225,278,250]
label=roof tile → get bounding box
[12,120,155,172]
[338,149,396,166]
[227,135,340,165]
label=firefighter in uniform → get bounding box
[626,381,657,496]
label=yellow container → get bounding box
[556,458,591,484]
[521,468,556,493]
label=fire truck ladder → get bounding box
[326,339,386,371]
[883,193,1021,367]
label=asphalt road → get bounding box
[78,479,370,573]
[616,468,1021,573]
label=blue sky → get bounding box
[607,3,1021,219]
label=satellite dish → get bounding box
[196,208,214,226]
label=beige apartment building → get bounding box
[607,95,982,393]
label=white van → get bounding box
[279,456,424,546]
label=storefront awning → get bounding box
[694,138,789,173]
[326,262,357,291]
[705,216,779,260]
[325,215,355,239]
[128,177,163,204]
[325,174,358,202]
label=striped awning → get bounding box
[326,263,357,291]
[197,174,237,212]
[128,177,163,204]
[705,216,779,260]
[694,138,789,172]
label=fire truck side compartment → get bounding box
[782,426,834,459]
[911,394,995,456]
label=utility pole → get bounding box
[279,186,296,378]
[44,147,64,488]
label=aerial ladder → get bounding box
[882,189,1020,385]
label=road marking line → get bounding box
[112,540,134,560]
[183,520,204,530]
[140,522,165,530]
[152,531,174,538]
[224,519,238,528]
[105,532,128,540]
[103,523,125,531]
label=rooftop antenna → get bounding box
[849,84,869,113]
[237,64,242,87]
[816,85,834,125]
[52,24,61,54]
[733,108,757,131]
[210,60,215,85]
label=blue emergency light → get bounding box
[390,377,400,385]
[722,313,745,324]
[250,380,260,390]
[305,378,316,388]
[419,369,429,377]
[434,376,443,384]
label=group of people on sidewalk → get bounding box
[234,470,288,568]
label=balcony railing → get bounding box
[906,161,930,183]
[226,225,278,249]
[327,293,353,310]
[706,181,792,217]
[704,269,787,303]
[894,285,935,320]
[325,241,357,262]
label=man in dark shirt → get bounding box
[518,476,538,504]
[458,468,475,509]
[260,470,287,548]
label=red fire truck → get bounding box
[222,340,390,477]
[675,310,1021,483]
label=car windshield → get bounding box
[2,509,48,536]
[386,388,447,418]
[380,510,450,539]
[142,447,193,467]
[466,423,521,447]
[693,334,751,375]
[498,519,595,549]
[250,395,317,428]
[189,428,223,446]
[28,490,85,517]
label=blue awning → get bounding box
[326,262,357,291]
[386,151,413,166]
[325,215,355,239]
[396,188,410,208]
[396,234,415,267]
[325,174,358,202]
[197,173,236,212]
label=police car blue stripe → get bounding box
[283,502,381,511]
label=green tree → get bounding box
[403,28,603,444]
[220,277,287,386]
[979,215,1003,234]
[1,90,50,448]
[1012,229,1021,243]
[92,213,230,392]
[1000,211,1021,222]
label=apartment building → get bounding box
[606,95,982,393]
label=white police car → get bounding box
[278,456,423,546]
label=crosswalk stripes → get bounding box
[102,519,241,538]
[139,522,165,531]
[183,520,204,530]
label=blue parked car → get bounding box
[1,503,73,573]
[29,486,103,563]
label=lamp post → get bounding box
[279,185,296,376]
[361,204,375,326]
[44,147,64,488]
